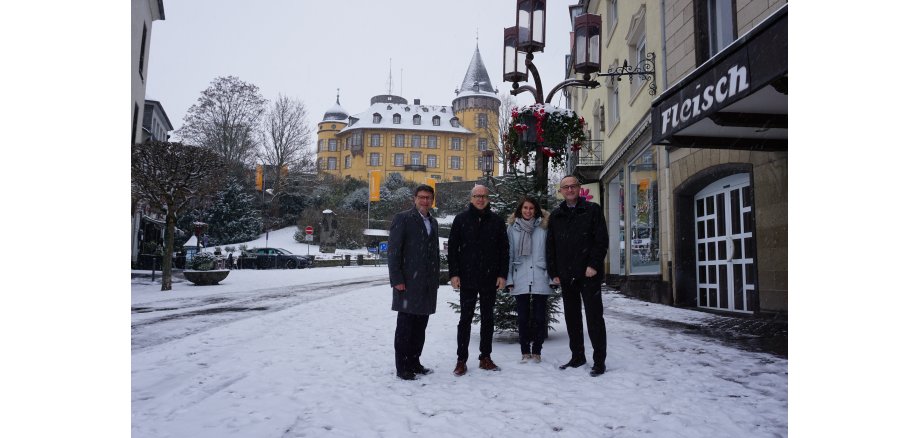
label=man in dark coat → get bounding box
[447,184,509,376]
[547,175,610,377]
[388,184,440,381]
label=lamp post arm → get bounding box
[524,53,545,104]
[510,84,539,100]
[545,79,600,105]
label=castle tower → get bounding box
[316,90,349,175]
[452,43,501,178]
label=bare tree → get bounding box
[176,76,267,166]
[260,94,314,191]
[132,141,227,291]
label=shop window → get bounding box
[627,147,659,274]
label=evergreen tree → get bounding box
[200,179,263,245]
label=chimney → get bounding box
[414,98,421,105]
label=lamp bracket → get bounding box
[596,52,657,95]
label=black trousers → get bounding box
[456,288,496,362]
[394,312,429,374]
[514,294,548,355]
[561,277,607,365]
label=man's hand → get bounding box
[394,283,406,291]
[450,276,461,289]
[496,277,506,290]
[552,277,561,285]
[585,267,597,278]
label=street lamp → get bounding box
[503,3,657,196]
[481,150,495,180]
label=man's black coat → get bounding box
[447,203,509,290]
[546,197,609,283]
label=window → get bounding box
[627,147,659,275]
[344,155,352,168]
[625,5,648,97]
[370,153,381,166]
[607,80,620,130]
[394,134,405,147]
[450,156,461,169]
[606,1,618,35]
[318,139,325,151]
[450,137,462,150]
[345,137,351,150]
[352,134,362,147]
[477,113,488,128]
[394,153,405,166]
[478,138,488,151]
[393,114,401,124]
[132,103,139,143]
[413,114,421,125]
[411,135,421,148]
[328,139,338,151]
[138,24,147,79]
[327,157,338,170]
[450,118,460,128]
[432,116,441,126]
[694,0,736,64]
[427,154,438,168]
[411,152,421,165]
[373,113,382,124]
[427,136,438,148]
[370,134,381,147]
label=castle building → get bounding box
[316,45,500,184]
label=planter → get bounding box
[183,270,230,286]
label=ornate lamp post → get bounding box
[504,1,601,196]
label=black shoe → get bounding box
[412,365,433,375]
[559,357,587,370]
[396,371,417,381]
[590,364,606,377]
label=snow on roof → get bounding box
[362,229,389,237]
[338,103,472,135]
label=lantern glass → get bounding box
[516,0,545,52]
[503,27,528,82]
[573,14,602,74]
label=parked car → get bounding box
[250,247,310,269]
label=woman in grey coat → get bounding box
[506,196,554,363]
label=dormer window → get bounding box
[373,113,382,124]
[387,105,393,110]
[440,107,447,113]
[422,107,429,112]
[450,118,460,128]
[413,115,421,125]
[404,107,410,112]
[393,114,401,124]
[432,116,441,126]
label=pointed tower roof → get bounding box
[457,44,497,95]
[322,90,349,121]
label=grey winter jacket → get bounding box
[506,217,553,295]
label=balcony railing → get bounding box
[404,164,427,172]
[575,140,604,167]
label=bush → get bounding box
[224,245,235,253]
[238,244,248,252]
[190,252,217,271]
[448,290,562,335]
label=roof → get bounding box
[456,44,498,97]
[322,95,349,121]
[338,102,472,135]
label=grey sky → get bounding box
[146,0,576,139]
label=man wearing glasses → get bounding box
[448,184,509,376]
[388,184,440,381]
[546,175,610,376]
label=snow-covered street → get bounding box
[131,268,787,437]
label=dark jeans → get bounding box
[514,294,548,355]
[456,288,496,362]
[561,277,607,365]
[394,312,429,373]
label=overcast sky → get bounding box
[146,0,578,137]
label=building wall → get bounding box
[131,0,163,145]
[453,96,500,180]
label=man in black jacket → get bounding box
[388,184,440,381]
[448,184,509,376]
[547,175,610,376]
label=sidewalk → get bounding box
[601,285,787,358]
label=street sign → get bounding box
[379,242,388,252]
[304,234,314,242]
[305,226,314,235]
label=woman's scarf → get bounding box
[514,217,537,258]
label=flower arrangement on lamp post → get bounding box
[503,103,587,169]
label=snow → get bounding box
[199,225,376,259]
[132,229,787,437]
[337,102,473,135]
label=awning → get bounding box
[651,5,787,150]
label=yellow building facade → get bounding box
[316,46,500,184]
